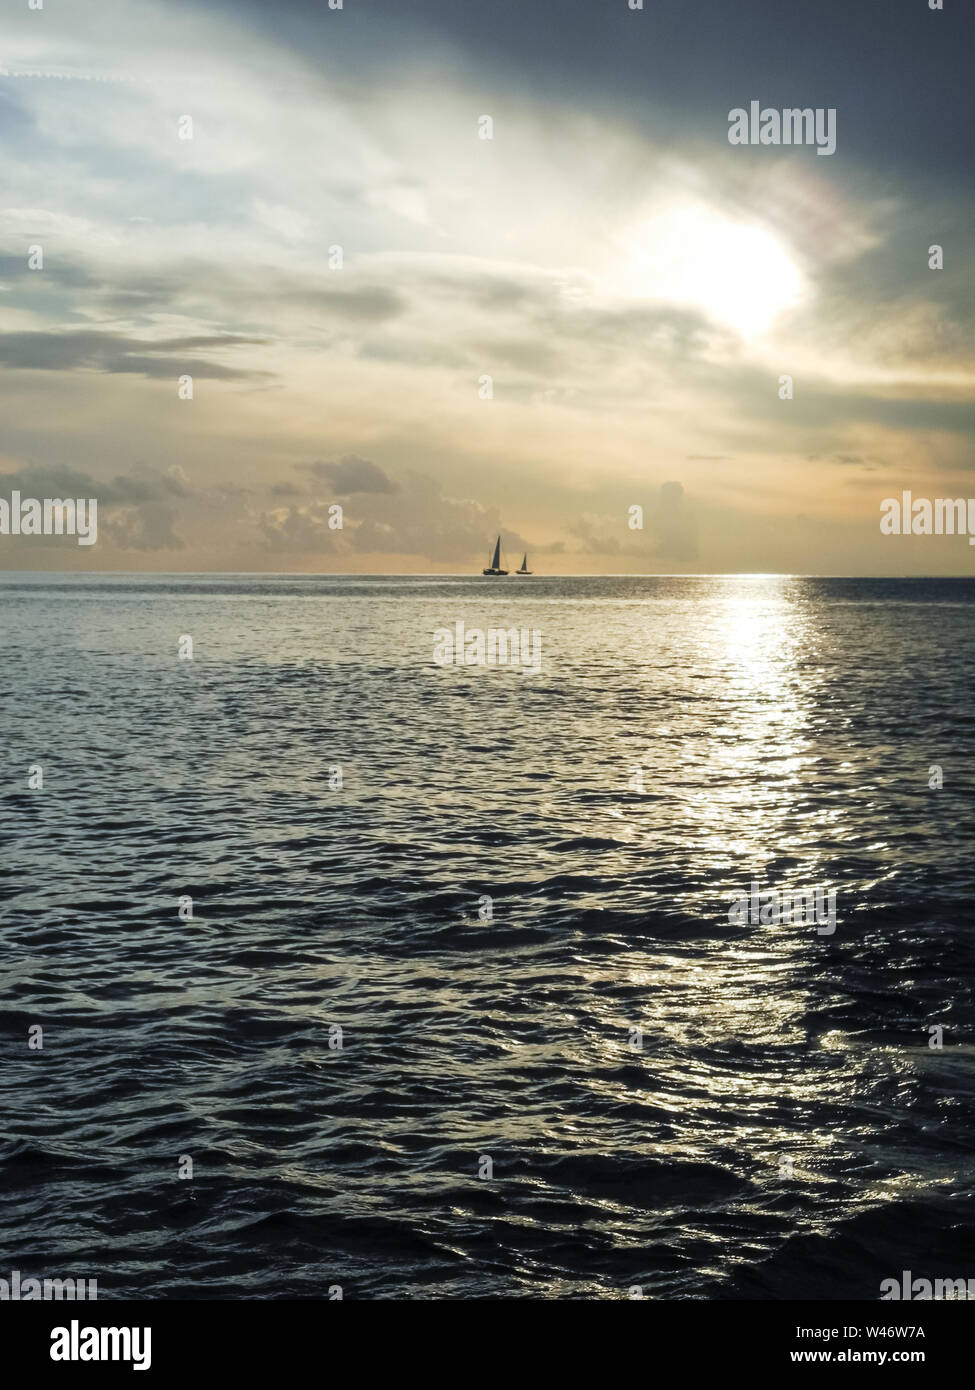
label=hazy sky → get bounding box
[1,0,973,573]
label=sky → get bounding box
[1,0,974,573]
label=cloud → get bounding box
[102,502,183,551]
[259,501,342,553]
[307,455,396,495]
[568,517,624,557]
[0,330,271,380]
[0,462,186,506]
[0,462,189,552]
[261,468,527,563]
[566,483,698,564]
[1,0,973,574]
[651,480,697,562]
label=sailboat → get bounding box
[516,553,532,575]
[482,535,508,575]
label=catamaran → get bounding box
[516,553,532,575]
[482,535,508,575]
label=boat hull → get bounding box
[482,568,508,575]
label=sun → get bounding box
[614,201,805,340]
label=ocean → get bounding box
[1,573,974,1299]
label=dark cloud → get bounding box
[102,503,183,552]
[428,271,533,310]
[307,455,396,494]
[261,468,526,563]
[75,266,406,327]
[0,463,189,506]
[356,287,729,393]
[0,462,191,552]
[690,359,975,448]
[473,338,564,375]
[259,501,342,553]
[0,256,100,289]
[209,0,975,186]
[295,286,405,321]
[0,330,271,380]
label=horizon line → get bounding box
[2,570,974,581]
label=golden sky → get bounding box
[1,0,973,573]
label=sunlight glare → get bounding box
[615,202,805,339]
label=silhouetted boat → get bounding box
[516,553,532,575]
[482,536,508,575]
